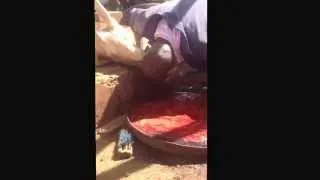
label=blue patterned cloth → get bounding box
[119,129,134,145]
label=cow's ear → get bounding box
[95,0,118,29]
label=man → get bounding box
[96,0,207,84]
[123,0,207,84]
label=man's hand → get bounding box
[137,39,197,84]
[164,61,198,85]
[137,39,174,80]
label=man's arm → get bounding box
[137,38,174,80]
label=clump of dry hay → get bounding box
[96,72,119,87]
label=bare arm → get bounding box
[137,39,174,80]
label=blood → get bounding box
[129,93,207,146]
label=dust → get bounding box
[96,132,207,180]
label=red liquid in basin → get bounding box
[129,93,207,146]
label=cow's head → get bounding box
[95,0,144,65]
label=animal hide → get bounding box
[95,0,145,66]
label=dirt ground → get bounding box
[96,131,207,180]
